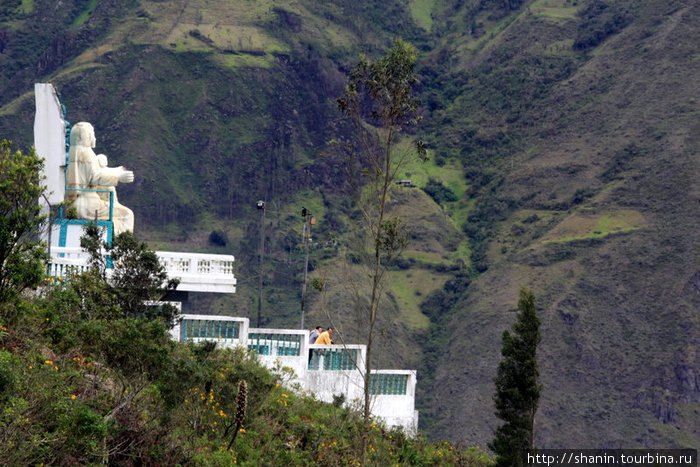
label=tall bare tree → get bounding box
[337,39,425,463]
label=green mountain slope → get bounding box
[1,0,698,449]
[421,0,700,448]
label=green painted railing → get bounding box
[369,373,408,395]
[248,333,301,357]
[308,348,358,371]
[180,319,238,342]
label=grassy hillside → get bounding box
[1,0,698,450]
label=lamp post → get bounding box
[41,194,52,261]
[256,200,265,327]
[299,207,314,330]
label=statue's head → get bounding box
[70,122,96,148]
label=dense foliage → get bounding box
[0,278,492,465]
[573,0,631,50]
[0,141,46,320]
[423,178,458,205]
[80,224,180,327]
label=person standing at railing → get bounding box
[309,326,323,345]
[308,325,324,364]
[314,327,333,345]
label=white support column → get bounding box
[34,83,66,208]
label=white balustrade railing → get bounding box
[155,251,235,292]
[45,247,236,293]
[45,247,90,278]
[47,246,86,260]
[155,251,235,277]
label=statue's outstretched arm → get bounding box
[118,168,134,183]
[91,161,133,186]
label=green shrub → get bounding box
[209,230,229,247]
[423,177,458,204]
[574,0,631,51]
[0,350,15,402]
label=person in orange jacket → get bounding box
[314,327,333,345]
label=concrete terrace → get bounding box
[170,315,419,433]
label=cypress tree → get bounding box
[489,287,541,466]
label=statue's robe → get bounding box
[66,144,134,235]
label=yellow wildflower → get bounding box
[71,395,77,400]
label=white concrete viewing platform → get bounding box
[169,314,419,434]
[46,247,237,294]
